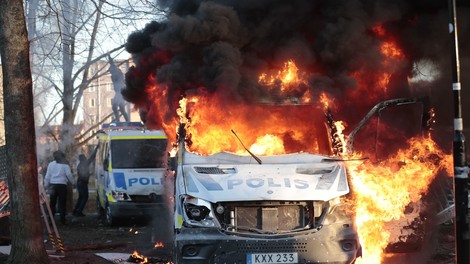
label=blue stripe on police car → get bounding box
[113,172,161,190]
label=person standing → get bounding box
[108,55,130,122]
[44,150,74,224]
[73,146,98,217]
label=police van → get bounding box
[95,122,168,225]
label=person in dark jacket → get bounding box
[73,146,98,217]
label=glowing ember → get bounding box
[347,136,452,263]
[129,228,139,235]
[130,250,148,264]
[154,242,164,248]
[380,42,405,60]
[127,250,173,264]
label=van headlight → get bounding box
[111,191,131,201]
[183,196,220,228]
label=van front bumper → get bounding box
[174,223,359,264]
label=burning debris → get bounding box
[127,250,172,264]
[325,109,346,156]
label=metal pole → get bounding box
[448,0,469,263]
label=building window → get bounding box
[90,98,95,107]
[89,115,95,124]
[89,85,96,92]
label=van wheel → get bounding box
[96,194,104,216]
[105,204,115,226]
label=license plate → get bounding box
[247,252,298,264]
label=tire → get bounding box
[96,192,104,216]
[104,203,115,226]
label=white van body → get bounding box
[173,150,359,264]
[95,124,168,225]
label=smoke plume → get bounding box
[123,0,470,149]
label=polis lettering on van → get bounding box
[226,178,309,190]
[128,177,161,187]
[113,172,162,190]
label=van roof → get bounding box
[97,129,167,139]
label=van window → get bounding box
[111,139,167,169]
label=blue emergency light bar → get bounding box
[102,122,144,129]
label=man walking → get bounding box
[73,146,98,217]
[44,150,74,224]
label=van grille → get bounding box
[194,167,227,174]
[235,206,304,232]
[236,241,308,253]
[214,201,327,234]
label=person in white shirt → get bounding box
[44,150,74,224]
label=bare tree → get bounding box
[28,0,166,154]
[0,0,50,263]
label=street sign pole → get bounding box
[448,1,469,263]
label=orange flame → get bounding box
[380,42,405,60]
[131,250,149,264]
[249,134,285,155]
[347,136,452,263]
[258,60,306,92]
[173,94,330,155]
[154,242,165,248]
[258,60,312,104]
[319,92,335,111]
[332,120,347,156]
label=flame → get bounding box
[332,121,347,156]
[319,92,335,111]
[154,242,164,248]
[380,42,405,60]
[347,136,452,263]
[172,93,329,155]
[258,60,312,104]
[258,60,306,92]
[372,25,386,37]
[131,250,148,264]
[249,134,285,155]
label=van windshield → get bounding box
[111,138,167,169]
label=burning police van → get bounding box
[171,123,360,264]
[95,122,168,226]
[170,97,436,264]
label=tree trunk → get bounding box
[0,1,50,263]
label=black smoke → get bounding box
[123,0,470,148]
